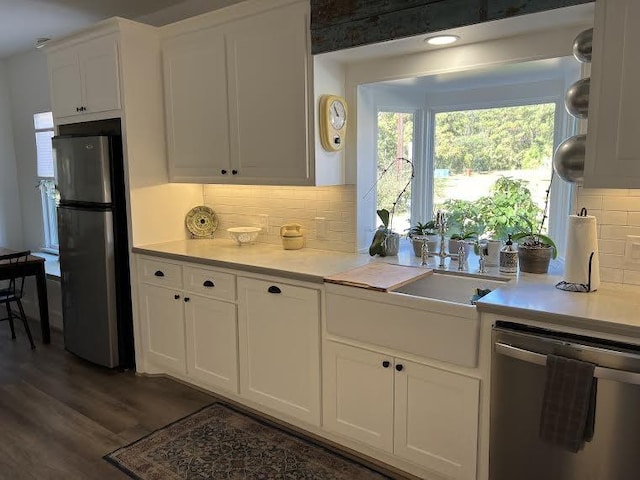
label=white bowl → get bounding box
[227,227,261,245]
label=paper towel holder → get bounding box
[555,251,595,293]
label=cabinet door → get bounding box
[138,283,186,374]
[48,48,83,118]
[585,0,640,188]
[164,27,231,182]
[78,34,121,114]
[323,341,394,452]
[184,295,238,393]
[394,360,479,480]
[237,277,320,425]
[226,2,311,182]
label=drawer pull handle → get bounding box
[154,270,165,277]
[203,280,215,288]
[174,294,180,300]
[268,285,281,294]
[395,364,404,372]
[382,360,390,368]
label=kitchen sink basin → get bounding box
[391,271,511,305]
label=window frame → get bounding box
[34,112,58,253]
[364,68,578,258]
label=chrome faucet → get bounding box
[477,242,488,274]
[457,240,467,272]
[426,211,460,269]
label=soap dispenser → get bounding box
[499,234,518,274]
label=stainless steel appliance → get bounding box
[54,134,133,368]
[490,322,640,480]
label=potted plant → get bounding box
[369,157,414,257]
[448,230,477,257]
[369,209,400,256]
[408,220,438,257]
[512,220,557,274]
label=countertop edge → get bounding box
[476,302,640,338]
[132,246,325,284]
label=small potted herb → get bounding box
[408,220,438,257]
[512,219,557,274]
[448,230,477,258]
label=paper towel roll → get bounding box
[563,214,600,291]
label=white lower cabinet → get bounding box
[323,341,480,480]
[184,295,238,393]
[138,258,239,392]
[237,277,321,425]
[139,283,187,375]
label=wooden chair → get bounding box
[0,251,35,349]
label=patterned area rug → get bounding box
[105,403,390,479]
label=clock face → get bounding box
[329,100,346,130]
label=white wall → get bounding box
[6,49,51,251]
[0,60,23,249]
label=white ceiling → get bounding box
[0,0,239,60]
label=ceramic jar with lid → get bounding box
[280,223,304,250]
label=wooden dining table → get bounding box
[0,248,50,344]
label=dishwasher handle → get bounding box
[495,342,640,386]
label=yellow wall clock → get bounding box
[319,94,347,152]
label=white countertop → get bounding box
[133,238,640,337]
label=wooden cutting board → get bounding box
[324,263,432,291]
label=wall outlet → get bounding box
[625,235,640,263]
[315,217,327,239]
[258,214,269,230]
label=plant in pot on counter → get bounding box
[369,157,414,257]
[511,177,557,274]
[448,229,477,257]
[407,220,438,257]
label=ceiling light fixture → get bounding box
[424,35,460,46]
[35,38,50,49]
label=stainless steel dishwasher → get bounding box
[490,321,640,480]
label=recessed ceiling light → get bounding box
[424,35,460,46]
[35,38,50,49]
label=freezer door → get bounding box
[58,206,119,367]
[53,136,112,204]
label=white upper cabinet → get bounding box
[226,4,310,182]
[48,33,121,119]
[162,0,321,185]
[584,0,640,188]
[163,27,231,180]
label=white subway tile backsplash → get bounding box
[203,184,356,252]
[576,195,603,211]
[578,188,640,285]
[602,196,640,212]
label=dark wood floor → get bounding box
[0,322,214,479]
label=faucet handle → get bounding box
[420,237,430,266]
[457,240,467,271]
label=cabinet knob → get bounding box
[203,280,214,288]
[154,270,165,277]
[382,360,390,368]
[221,169,227,175]
[184,297,190,302]
[395,364,404,372]
[267,285,281,294]
[174,294,180,300]
[76,107,81,112]
[232,170,238,175]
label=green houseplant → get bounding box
[407,220,438,257]
[448,229,477,257]
[369,208,400,256]
[511,176,557,274]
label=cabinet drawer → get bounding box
[138,257,183,288]
[183,266,236,301]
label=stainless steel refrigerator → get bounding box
[53,134,134,369]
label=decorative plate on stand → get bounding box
[185,206,218,239]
